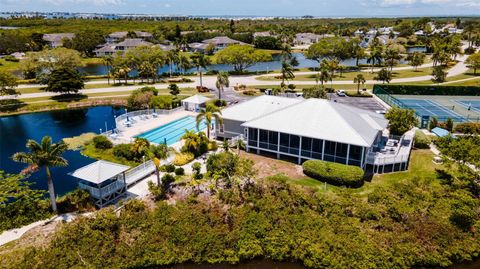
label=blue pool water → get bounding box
[136,116,210,145]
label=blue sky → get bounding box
[1,0,480,16]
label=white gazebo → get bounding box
[69,160,130,208]
[181,94,211,112]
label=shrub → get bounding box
[302,160,364,187]
[454,122,480,134]
[113,144,135,161]
[4,55,19,62]
[161,174,176,186]
[208,141,218,151]
[414,131,431,149]
[161,164,175,173]
[175,167,185,176]
[56,189,94,213]
[92,135,113,150]
[173,152,194,166]
[213,99,227,107]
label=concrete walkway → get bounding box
[0,213,82,247]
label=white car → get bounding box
[336,90,346,97]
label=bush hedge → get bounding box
[92,135,113,149]
[454,122,480,134]
[373,84,480,96]
[174,167,185,176]
[414,130,431,149]
[302,160,364,187]
[173,152,194,166]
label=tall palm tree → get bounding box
[150,144,169,186]
[354,74,366,94]
[178,54,191,74]
[12,136,68,211]
[166,50,179,77]
[191,53,211,88]
[215,72,230,102]
[367,46,383,73]
[103,56,113,85]
[196,104,223,139]
[281,61,295,86]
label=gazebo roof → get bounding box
[181,94,211,105]
[69,160,130,184]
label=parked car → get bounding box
[197,86,210,93]
[336,90,346,97]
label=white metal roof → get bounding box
[241,98,388,147]
[69,160,130,184]
[181,94,211,105]
[221,95,302,122]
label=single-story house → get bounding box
[181,94,211,112]
[42,33,75,48]
[188,42,209,53]
[294,33,322,45]
[94,38,153,57]
[216,96,412,171]
[201,36,246,51]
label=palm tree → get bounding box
[149,144,169,186]
[178,54,191,74]
[354,74,366,94]
[191,53,211,88]
[166,50,179,77]
[12,136,68,211]
[196,104,223,139]
[280,61,295,86]
[215,72,230,102]
[367,46,383,73]
[103,56,113,85]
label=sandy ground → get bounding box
[239,151,304,179]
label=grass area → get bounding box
[81,143,140,167]
[248,84,374,91]
[255,67,433,82]
[288,150,437,195]
[0,59,20,73]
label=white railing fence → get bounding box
[115,107,184,131]
[79,181,126,199]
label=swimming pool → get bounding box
[136,116,210,145]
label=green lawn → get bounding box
[288,150,437,195]
[255,67,433,82]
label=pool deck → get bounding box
[114,110,197,145]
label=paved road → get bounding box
[3,48,473,101]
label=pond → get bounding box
[80,53,405,76]
[0,106,125,195]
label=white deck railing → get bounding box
[115,107,184,131]
[79,181,125,199]
[124,160,156,186]
[366,132,414,166]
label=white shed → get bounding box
[181,94,211,112]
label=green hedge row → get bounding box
[373,84,480,96]
[414,130,431,149]
[302,160,365,187]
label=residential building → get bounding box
[188,42,209,53]
[201,36,246,51]
[216,96,412,173]
[294,33,322,45]
[94,38,152,56]
[42,33,75,48]
[106,31,153,44]
[253,31,275,38]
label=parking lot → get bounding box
[328,93,387,113]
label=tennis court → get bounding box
[455,100,480,113]
[398,99,466,122]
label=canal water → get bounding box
[80,53,405,76]
[0,106,124,195]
